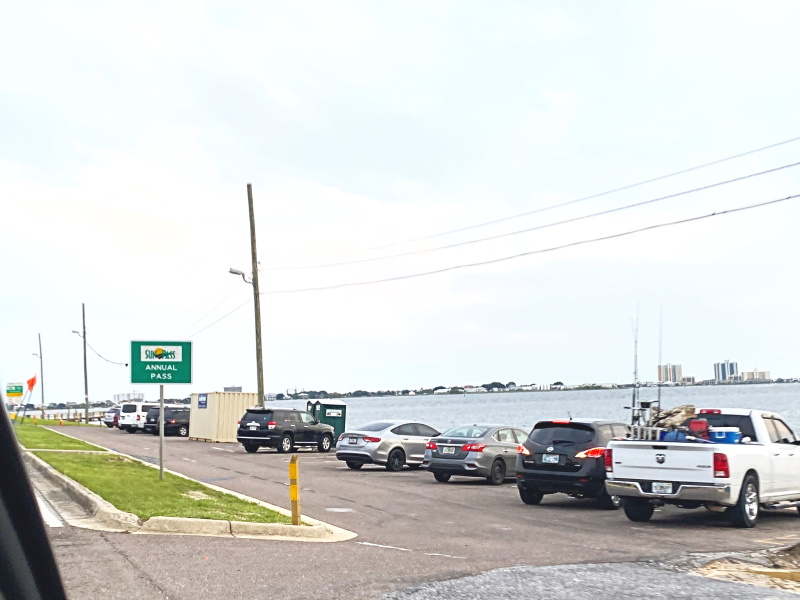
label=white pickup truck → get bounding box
[606,408,800,528]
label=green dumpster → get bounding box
[307,399,347,444]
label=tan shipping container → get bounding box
[189,392,260,443]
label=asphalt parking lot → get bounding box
[40,426,800,599]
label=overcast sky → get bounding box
[3,1,800,402]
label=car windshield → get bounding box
[357,421,394,432]
[441,425,489,438]
[529,423,595,446]
[146,408,160,418]
[121,405,137,413]
[242,411,274,424]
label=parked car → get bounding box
[118,401,160,433]
[102,408,120,428]
[336,420,441,471]
[143,406,190,436]
[56,403,66,409]
[423,424,529,485]
[516,418,629,509]
[607,408,800,527]
[236,407,334,453]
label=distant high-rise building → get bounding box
[714,360,739,382]
[741,368,771,381]
[657,364,683,383]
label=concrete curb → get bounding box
[23,451,143,532]
[29,431,358,542]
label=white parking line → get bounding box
[212,447,235,453]
[183,458,197,462]
[36,495,63,528]
[425,552,465,559]
[357,542,411,552]
[325,508,355,513]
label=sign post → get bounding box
[130,341,192,481]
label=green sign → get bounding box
[130,341,192,384]
[6,383,23,397]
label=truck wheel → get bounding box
[519,486,544,505]
[126,427,137,434]
[277,434,294,454]
[597,488,622,510]
[622,498,654,522]
[243,443,259,453]
[729,474,759,528]
[317,434,333,453]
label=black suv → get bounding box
[144,406,191,437]
[516,419,629,510]
[237,407,335,454]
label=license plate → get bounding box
[442,446,455,454]
[248,425,258,431]
[349,437,358,444]
[542,454,559,464]
[652,482,673,494]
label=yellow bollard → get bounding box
[289,455,301,526]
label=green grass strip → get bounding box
[34,452,292,524]
[14,425,105,451]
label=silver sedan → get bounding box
[423,424,529,485]
[336,420,441,471]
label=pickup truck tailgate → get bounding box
[610,442,717,484]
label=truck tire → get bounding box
[622,498,654,522]
[729,473,759,528]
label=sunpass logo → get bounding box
[141,346,182,362]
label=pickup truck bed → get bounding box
[606,408,800,527]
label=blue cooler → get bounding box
[710,427,741,444]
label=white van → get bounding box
[118,402,160,433]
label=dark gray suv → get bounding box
[516,418,629,509]
[236,407,335,454]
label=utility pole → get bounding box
[247,183,265,407]
[38,333,45,418]
[82,303,89,424]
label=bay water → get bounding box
[280,383,800,433]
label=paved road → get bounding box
[39,426,800,599]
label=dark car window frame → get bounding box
[529,422,596,446]
[415,424,439,437]
[299,411,316,424]
[392,424,416,436]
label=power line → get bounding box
[368,134,800,250]
[260,192,799,294]
[85,341,128,366]
[185,298,252,339]
[261,160,800,271]
[174,286,247,337]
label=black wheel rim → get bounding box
[391,452,402,469]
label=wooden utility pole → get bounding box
[38,333,45,419]
[247,184,265,407]
[82,303,89,424]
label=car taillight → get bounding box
[426,441,437,450]
[338,434,345,441]
[575,447,605,459]
[267,421,277,429]
[604,449,613,472]
[517,444,531,456]
[169,419,176,424]
[551,419,571,423]
[237,420,241,424]
[137,414,141,421]
[363,437,381,443]
[713,452,729,478]
[462,443,486,452]
[700,409,721,414]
